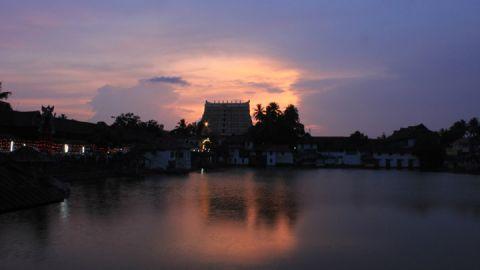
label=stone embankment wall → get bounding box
[0,163,67,213]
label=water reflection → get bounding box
[0,207,51,262]
[160,170,301,264]
[1,169,480,269]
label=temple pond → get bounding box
[1,168,480,269]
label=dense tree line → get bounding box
[439,118,480,146]
[170,119,206,137]
[349,130,369,145]
[111,113,164,133]
[95,113,167,146]
[249,102,305,146]
[433,117,480,169]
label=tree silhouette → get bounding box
[283,104,300,124]
[249,102,305,146]
[175,119,187,130]
[0,82,12,100]
[253,104,265,122]
[350,131,369,144]
[265,102,282,122]
[141,119,163,131]
[111,113,142,129]
[467,118,479,138]
[170,119,200,137]
[439,120,467,145]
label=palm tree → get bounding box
[253,104,265,122]
[283,104,299,123]
[0,82,12,100]
[265,102,281,122]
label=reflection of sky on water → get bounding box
[0,169,480,269]
[157,171,300,264]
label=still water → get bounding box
[1,168,480,269]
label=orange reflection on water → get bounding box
[158,172,300,265]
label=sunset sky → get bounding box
[1,0,479,136]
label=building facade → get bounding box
[144,137,192,171]
[296,136,421,169]
[201,100,252,136]
[263,145,294,166]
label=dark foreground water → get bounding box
[1,169,480,269]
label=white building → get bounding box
[264,146,294,166]
[317,151,362,167]
[297,136,363,167]
[228,148,249,165]
[373,153,419,169]
[296,135,423,169]
[223,135,253,166]
[144,138,191,171]
[145,149,191,171]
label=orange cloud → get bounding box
[8,54,304,128]
[161,55,301,123]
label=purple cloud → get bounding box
[89,79,181,128]
[244,82,284,93]
[142,76,190,86]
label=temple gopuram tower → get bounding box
[201,100,252,136]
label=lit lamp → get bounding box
[204,121,208,127]
[64,144,69,153]
[10,141,14,152]
[81,146,85,154]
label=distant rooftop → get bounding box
[205,100,249,104]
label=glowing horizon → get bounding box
[1,0,479,136]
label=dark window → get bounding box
[386,159,391,169]
[408,159,414,168]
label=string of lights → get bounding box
[0,137,129,155]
